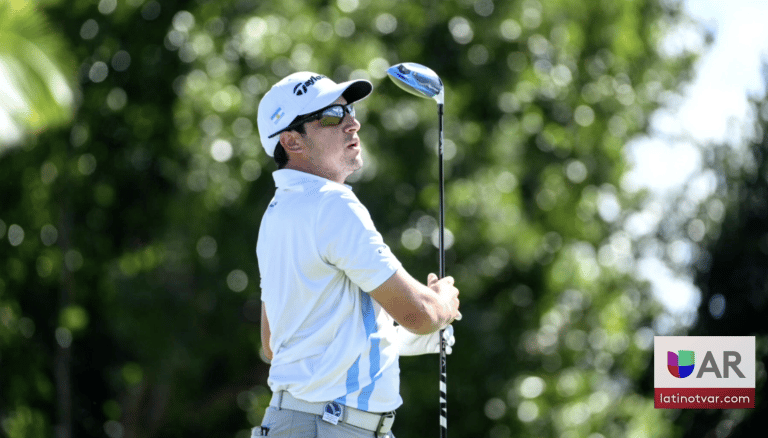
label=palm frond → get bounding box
[0,1,76,150]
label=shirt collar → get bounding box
[272,169,353,191]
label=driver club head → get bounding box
[386,62,444,104]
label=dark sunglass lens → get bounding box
[319,115,343,126]
[315,104,355,127]
[317,105,342,126]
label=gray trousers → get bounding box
[252,407,395,438]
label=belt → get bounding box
[270,391,396,434]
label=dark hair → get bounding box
[273,118,306,169]
[274,143,289,169]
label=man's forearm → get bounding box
[370,269,460,335]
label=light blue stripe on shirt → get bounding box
[357,292,381,411]
[336,356,360,406]
[336,292,382,410]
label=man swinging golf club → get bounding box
[253,71,461,437]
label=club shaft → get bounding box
[437,103,447,438]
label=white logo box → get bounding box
[654,336,755,389]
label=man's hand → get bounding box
[427,273,461,324]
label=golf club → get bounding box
[386,62,448,438]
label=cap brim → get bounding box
[341,80,373,104]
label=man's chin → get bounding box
[342,159,364,181]
[350,155,364,171]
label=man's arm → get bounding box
[369,268,460,335]
[261,302,273,362]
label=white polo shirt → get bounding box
[256,169,403,413]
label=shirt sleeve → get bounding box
[316,190,402,292]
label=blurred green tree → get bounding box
[160,0,698,437]
[675,93,768,437]
[0,1,75,437]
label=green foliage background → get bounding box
[1,0,765,438]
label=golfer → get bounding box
[253,71,461,438]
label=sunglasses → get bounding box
[269,104,355,139]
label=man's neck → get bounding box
[284,161,346,184]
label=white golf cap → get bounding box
[257,72,373,157]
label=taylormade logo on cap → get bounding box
[257,72,373,157]
[293,75,325,96]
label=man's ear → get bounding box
[279,131,304,154]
